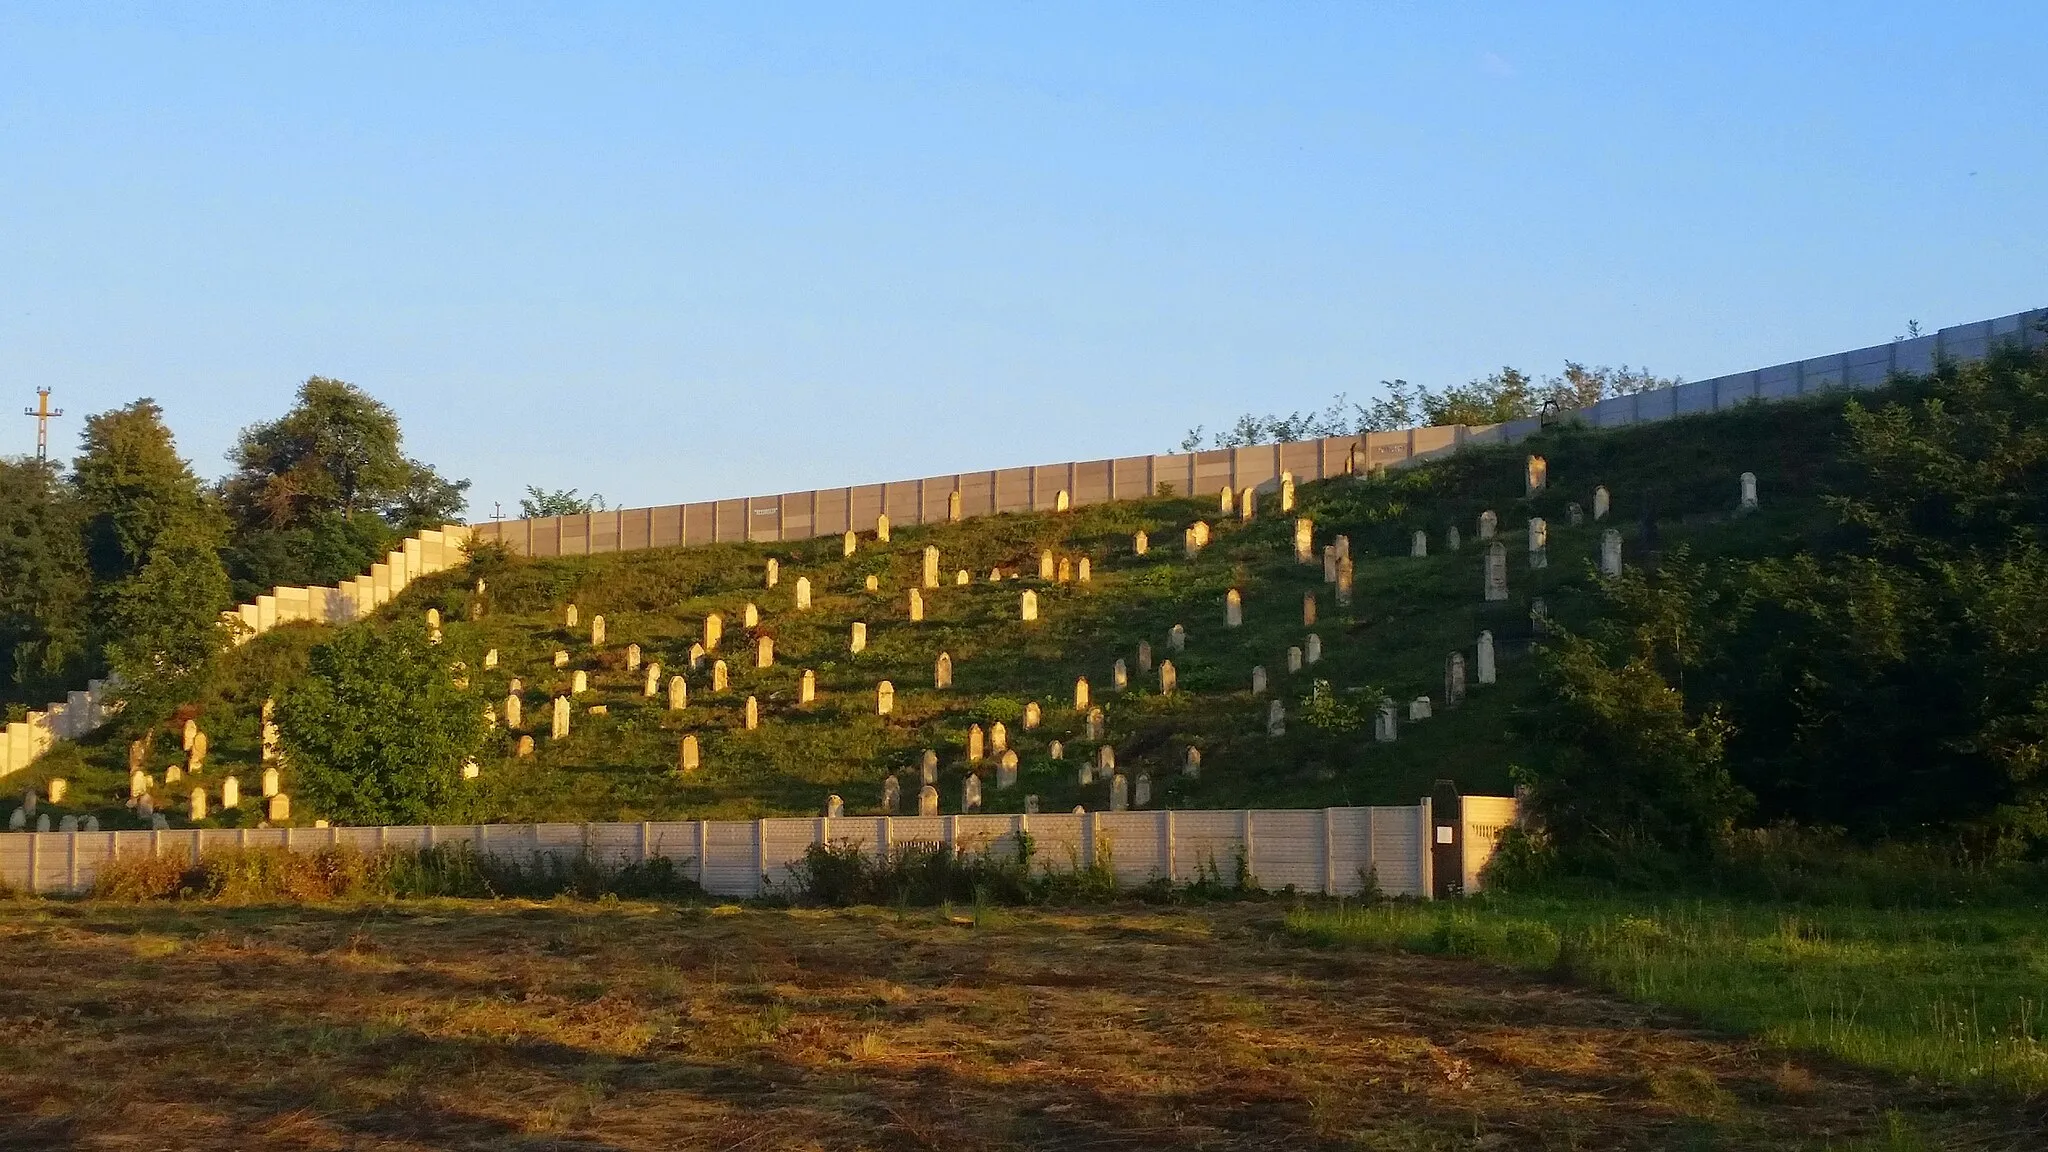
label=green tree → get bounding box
[276,621,486,825]
[518,486,606,518]
[101,519,233,699]
[72,399,221,586]
[0,457,92,704]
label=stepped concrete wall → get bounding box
[470,308,2047,557]
[0,799,1518,899]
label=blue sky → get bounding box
[3,3,2042,518]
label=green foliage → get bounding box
[102,518,234,708]
[519,486,607,517]
[221,510,397,601]
[0,457,92,704]
[277,620,486,825]
[87,843,702,902]
[71,399,224,587]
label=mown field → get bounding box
[2,894,2039,1151]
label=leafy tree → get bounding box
[276,621,486,825]
[0,457,92,704]
[519,486,607,518]
[72,399,222,586]
[101,518,233,700]
[220,377,469,593]
[1515,556,1747,874]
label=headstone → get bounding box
[705,613,724,651]
[1184,747,1202,777]
[948,489,963,522]
[876,513,890,542]
[864,574,879,592]
[1323,544,1339,584]
[923,546,940,588]
[997,750,1019,790]
[462,759,481,781]
[1477,631,1497,685]
[565,604,579,628]
[1303,592,1317,627]
[1020,591,1038,622]
[962,774,982,813]
[1375,699,1398,743]
[505,691,524,729]
[1532,597,1551,636]
[1137,641,1153,673]
[1239,486,1257,521]
[1158,660,1177,695]
[688,643,706,669]
[1294,517,1314,564]
[426,608,442,632]
[128,738,147,773]
[1280,472,1296,512]
[188,732,208,773]
[1109,773,1130,812]
[1484,542,1509,602]
[46,778,67,804]
[1219,487,1235,515]
[1039,550,1056,580]
[1335,534,1351,560]
[1112,659,1128,692]
[509,677,523,694]
[766,557,780,587]
[1077,558,1091,583]
[1225,589,1243,627]
[1593,486,1611,520]
[189,787,207,820]
[1049,740,1064,760]
[1134,773,1152,807]
[1024,794,1040,815]
[644,662,662,697]
[679,735,700,773]
[1527,518,1548,569]
[876,680,895,715]
[483,649,498,670]
[882,775,901,813]
[1336,557,1355,605]
[844,530,858,557]
[571,670,588,695]
[152,813,170,830]
[918,785,940,817]
[968,724,985,763]
[667,675,687,710]
[1267,699,1286,737]
[591,615,606,646]
[1447,526,1461,552]
[82,816,98,833]
[850,622,867,653]
[990,568,1003,582]
[130,769,148,797]
[990,722,1008,753]
[935,651,953,689]
[1169,624,1186,651]
[626,643,641,672]
[1192,521,1212,547]
[743,695,760,730]
[956,569,970,586]
[1086,707,1105,742]
[1023,701,1041,729]
[1601,529,1623,577]
[795,577,812,610]
[552,696,571,739]
[756,635,775,668]
[166,765,184,784]
[1306,634,1322,664]
[1478,510,1498,540]
[921,749,939,785]
[800,669,816,703]
[744,602,761,628]
[1251,666,1267,695]
[1567,502,1584,527]
[1133,530,1148,556]
[1055,488,1071,512]
[1074,675,1091,710]
[1412,530,1428,558]
[1097,744,1116,773]
[182,719,198,751]
[1287,646,1303,673]
[1184,527,1200,557]
[1056,557,1072,584]
[263,767,281,797]
[553,650,570,668]
[1526,454,1548,496]
[905,588,926,624]
[58,815,77,833]
[1740,471,1759,512]
[1409,696,1433,721]
[1445,653,1467,708]
[827,794,844,818]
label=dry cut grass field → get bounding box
[0,899,2036,1151]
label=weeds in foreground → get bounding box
[782,832,1260,907]
[89,844,703,902]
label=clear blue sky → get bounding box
[4,3,2042,520]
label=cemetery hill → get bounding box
[3,336,2048,1147]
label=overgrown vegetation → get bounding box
[88,843,702,902]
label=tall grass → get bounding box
[782,833,1260,907]
[1288,896,2048,1098]
[89,844,703,903]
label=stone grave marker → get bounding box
[883,774,901,813]
[1412,530,1428,557]
[1478,510,1498,540]
[1109,773,1130,812]
[565,604,579,628]
[1303,592,1317,626]
[668,675,688,710]
[1267,699,1286,736]
[1023,701,1041,729]
[1526,454,1547,496]
[962,774,984,814]
[1086,707,1105,741]
[800,669,816,703]
[552,696,571,739]
[591,615,606,646]
[850,622,867,653]
[1601,529,1623,577]
[1375,699,1398,742]
[1074,677,1090,710]
[506,693,524,729]
[571,670,588,695]
[918,785,940,817]
[843,530,858,557]
[1740,471,1759,512]
[1020,591,1038,622]
[827,794,844,818]
[680,735,700,773]
[968,724,985,763]
[1527,517,1548,569]
[1445,653,1467,708]
[744,696,760,730]
[1287,646,1303,673]
[1252,666,1267,694]
[1133,530,1148,555]
[935,651,953,689]
[1294,517,1314,564]
[1134,773,1152,807]
[1336,558,1355,605]
[644,662,662,697]
[756,635,775,668]
[1225,588,1243,627]
[1169,624,1186,651]
[705,612,724,651]
[876,681,895,716]
[923,546,941,589]
[921,749,939,785]
[1184,747,1202,777]
[1158,660,1177,695]
[1409,696,1433,721]
[1594,485,1611,520]
[766,557,780,588]
[1306,634,1322,664]
[1137,640,1153,673]
[1484,542,1509,602]
[1477,630,1497,685]
[713,660,731,691]
[795,577,813,610]
[876,513,890,542]
[1112,659,1128,692]
[1039,549,1056,579]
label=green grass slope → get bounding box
[28,385,1873,829]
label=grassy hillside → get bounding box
[25,384,1877,829]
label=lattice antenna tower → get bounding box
[24,387,63,461]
